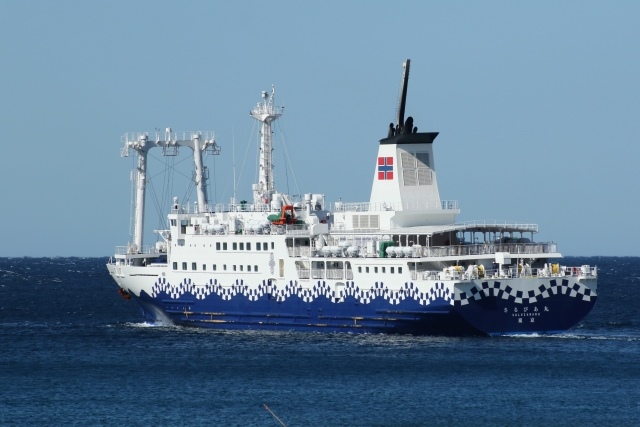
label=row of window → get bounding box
[358,266,403,274]
[215,241,274,251]
[173,262,259,273]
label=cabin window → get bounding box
[213,264,217,271]
[202,264,206,271]
[374,267,378,273]
[391,267,395,274]
[246,242,251,250]
[399,267,403,274]
[182,262,187,270]
[216,242,220,250]
[248,265,252,272]
[240,265,243,271]
[233,265,237,271]
[366,267,369,273]
[223,242,227,250]
[233,242,238,250]
[170,219,177,226]
[172,262,177,270]
[239,242,244,250]
[382,267,386,273]
[192,262,197,271]
[256,244,261,251]
[264,242,269,251]
[254,265,258,272]
[223,264,227,271]
[358,266,362,273]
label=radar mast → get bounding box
[250,86,283,209]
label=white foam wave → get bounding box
[502,332,640,341]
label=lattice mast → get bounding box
[250,87,283,208]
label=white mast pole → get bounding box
[250,86,283,208]
[192,133,208,212]
[132,134,149,253]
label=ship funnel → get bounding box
[369,60,458,226]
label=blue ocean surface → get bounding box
[0,256,638,426]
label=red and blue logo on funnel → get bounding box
[377,156,393,180]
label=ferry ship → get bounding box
[107,60,597,335]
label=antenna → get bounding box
[232,127,237,206]
[396,59,411,132]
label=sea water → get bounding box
[1,256,639,426]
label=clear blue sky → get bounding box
[1,1,638,257]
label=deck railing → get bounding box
[415,265,597,281]
[418,243,557,258]
[115,245,161,255]
[332,200,458,212]
[297,268,354,281]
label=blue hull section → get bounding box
[130,285,596,336]
[133,290,482,335]
[455,279,597,336]
[456,293,596,336]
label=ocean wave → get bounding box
[502,331,640,341]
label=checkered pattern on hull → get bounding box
[455,278,595,306]
[150,278,454,306]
